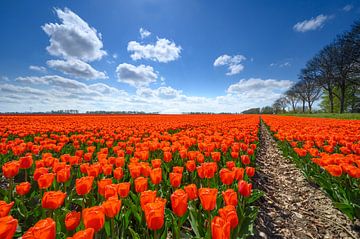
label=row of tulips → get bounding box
[262,115,360,220]
[0,115,262,238]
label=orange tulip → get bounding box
[324,165,342,177]
[117,182,131,198]
[0,216,17,239]
[232,167,244,180]
[23,218,56,239]
[0,201,14,217]
[76,176,94,195]
[82,206,105,232]
[172,166,184,174]
[102,197,122,218]
[184,184,198,200]
[34,167,49,181]
[211,216,231,239]
[42,191,66,210]
[185,160,196,172]
[245,166,255,177]
[66,228,94,239]
[219,168,235,185]
[104,184,118,200]
[222,189,238,207]
[140,190,157,210]
[241,155,250,165]
[198,162,217,179]
[2,161,20,178]
[198,188,218,211]
[150,168,162,185]
[65,211,81,231]
[151,159,162,168]
[16,182,31,196]
[226,161,235,170]
[134,177,148,193]
[211,152,221,162]
[38,173,55,190]
[169,172,182,188]
[129,164,141,179]
[97,178,113,197]
[238,180,252,197]
[143,202,165,230]
[219,205,238,229]
[171,189,188,217]
[113,167,124,180]
[163,151,172,162]
[57,166,71,183]
[19,156,33,169]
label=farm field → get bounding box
[0,114,359,239]
[0,115,262,239]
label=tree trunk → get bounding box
[308,101,312,113]
[340,82,346,113]
[302,100,305,113]
[328,88,334,113]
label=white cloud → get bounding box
[136,86,182,99]
[42,8,106,62]
[343,4,353,12]
[139,28,151,39]
[47,59,107,80]
[112,53,118,59]
[1,76,9,81]
[29,65,47,73]
[227,78,293,96]
[293,14,329,32]
[270,61,291,68]
[213,54,246,75]
[127,38,182,63]
[116,63,158,87]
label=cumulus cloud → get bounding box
[47,59,107,80]
[29,65,47,73]
[42,8,106,62]
[139,28,151,39]
[127,38,182,63]
[136,86,182,99]
[213,54,246,75]
[116,63,158,87]
[343,4,353,12]
[227,78,293,97]
[293,14,329,32]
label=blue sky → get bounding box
[0,0,359,113]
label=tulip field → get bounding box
[0,115,262,239]
[262,115,360,220]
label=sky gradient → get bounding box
[0,0,359,113]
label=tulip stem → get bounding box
[9,178,14,202]
[154,229,159,239]
[25,170,28,181]
[111,218,115,238]
[207,210,211,238]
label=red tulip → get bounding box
[0,216,18,239]
[65,211,81,231]
[2,161,20,178]
[238,180,252,197]
[76,176,94,195]
[219,205,238,229]
[211,216,231,239]
[184,184,198,200]
[23,218,56,239]
[171,189,188,217]
[117,182,131,198]
[0,201,14,218]
[66,228,94,239]
[222,189,238,207]
[82,206,105,232]
[134,177,148,193]
[198,188,218,211]
[169,172,182,188]
[16,182,31,196]
[42,191,66,210]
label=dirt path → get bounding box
[251,122,360,239]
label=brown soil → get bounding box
[250,122,360,239]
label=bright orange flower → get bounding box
[0,201,14,217]
[151,159,162,168]
[211,216,230,239]
[241,155,250,165]
[198,188,218,211]
[163,151,172,162]
[113,167,124,180]
[38,173,55,190]
[226,161,235,170]
[219,168,235,185]
[0,216,18,239]
[67,228,94,239]
[128,164,141,179]
[222,189,238,207]
[34,167,49,181]
[218,205,238,229]
[238,180,252,197]
[65,211,81,231]
[245,166,255,177]
[150,168,162,185]
[2,161,20,178]
[140,190,157,210]
[198,162,217,179]
[42,191,66,210]
[173,166,184,174]
[76,176,94,196]
[184,184,198,200]
[19,156,33,169]
[16,182,31,196]
[134,177,148,193]
[211,152,221,162]
[171,189,188,217]
[232,167,244,180]
[324,165,342,177]
[102,197,122,218]
[117,182,131,198]
[97,178,113,197]
[102,164,113,176]
[23,218,56,239]
[143,202,165,230]
[185,160,196,172]
[169,172,182,188]
[104,184,118,200]
[82,206,105,232]
[57,165,71,183]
